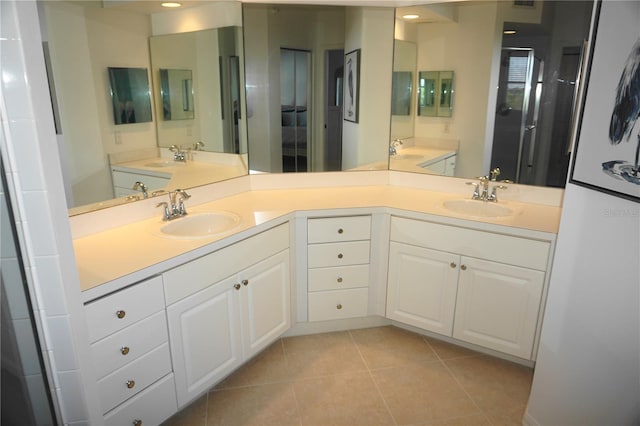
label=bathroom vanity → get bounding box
[73,174,560,425]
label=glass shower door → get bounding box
[280,48,310,172]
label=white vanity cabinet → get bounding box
[307,216,371,321]
[163,223,291,407]
[84,276,177,425]
[387,216,551,360]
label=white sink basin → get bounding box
[442,199,514,218]
[159,211,241,239]
[145,161,186,168]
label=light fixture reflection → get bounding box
[503,30,517,35]
[403,14,420,20]
[161,2,182,8]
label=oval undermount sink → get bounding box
[159,211,241,239]
[442,199,514,218]
[145,161,186,168]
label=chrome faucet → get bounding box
[389,139,403,156]
[169,145,190,162]
[157,189,191,221]
[466,168,508,202]
[132,181,148,198]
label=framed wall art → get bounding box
[344,49,360,123]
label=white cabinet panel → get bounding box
[386,242,459,335]
[308,215,371,243]
[308,288,369,321]
[307,241,370,268]
[453,257,544,359]
[308,264,370,292]
[167,275,242,407]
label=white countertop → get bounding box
[74,184,561,297]
[389,146,456,173]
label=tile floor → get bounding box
[162,326,533,426]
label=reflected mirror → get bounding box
[41,1,247,215]
[392,0,594,187]
[159,69,194,121]
[108,67,153,124]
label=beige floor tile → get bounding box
[294,371,395,425]
[421,412,492,426]
[206,382,300,426]
[444,355,533,413]
[283,331,368,379]
[424,337,483,361]
[350,326,440,370]
[215,341,290,389]
[161,394,208,426]
[483,405,528,426]
[372,361,480,425]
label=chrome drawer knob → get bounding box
[336,304,343,310]
[338,228,344,234]
[461,264,467,271]
[120,346,130,355]
[116,310,126,319]
[126,380,136,389]
[450,262,457,268]
[337,253,343,259]
[242,279,249,286]
[234,283,241,290]
[337,277,343,283]
[133,420,142,426]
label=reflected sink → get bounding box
[145,161,186,168]
[159,211,241,239]
[392,154,424,161]
[442,199,514,218]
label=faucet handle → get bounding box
[489,184,508,202]
[490,168,501,181]
[156,202,171,221]
[466,181,480,199]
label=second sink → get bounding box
[159,211,241,239]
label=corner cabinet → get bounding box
[387,216,551,360]
[163,223,291,407]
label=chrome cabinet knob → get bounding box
[126,380,135,389]
[133,420,142,426]
[120,346,130,355]
[116,310,126,319]
[337,253,343,259]
[450,262,457,268]
[461,264,467,271]
[336,304,343,310]
[234,283,241,290]
[242,279,249,286]
[338,228,344,234]
[337,277,343,283]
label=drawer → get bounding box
[104,373,177,426]
[86,276,165,343]
[308,241,370,268]
[97,343,172,413]
[308,288,369,321]
[390,216,551,271]
[91,310,169,380]
[308,264,370,292]
[308,216,371,243]
[164,223,289,305]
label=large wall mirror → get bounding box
[391,0,594,186]
[40,1,247,215]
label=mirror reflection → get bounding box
[41,1,247,215]
[391,0,593,186]
[108,67,153,125]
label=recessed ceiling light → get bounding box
[503,30,517,35]
[161,2,182,8]
[403,14,420,20]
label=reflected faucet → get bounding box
[389,139,404,156]
[169,145,188,162]
[132,181,148,198]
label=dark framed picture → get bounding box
[107,67,153,125]
[344,49,360,123]
[569,0,640,202]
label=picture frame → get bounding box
[107,67,153,125]
[569,0,640,202]
[344,49,361,123]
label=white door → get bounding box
[167,275,243,407]
[453,256,545,359]
[240,250,291,359]
[386,242,459,336]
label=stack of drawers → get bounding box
[84,276,177,425]
[307,215,371,321]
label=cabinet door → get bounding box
[240,250,291,359]
[167,275,242,407]
[386,242,459,336]
[453,257,544,359]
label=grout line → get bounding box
[348,329,398,426]
[280,338,303,426]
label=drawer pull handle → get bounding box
[234,283,241,290]
[116,310,126,319]
[337,277,343,283]
[337,253,343,259]
[242,279,249,286]
[133,420,142,426]
[461,264,467,271]
[126,380,136,389]
[120,346,130,355]
[450,262,457,268]
[338,228,344,234]
[336,304,343,310]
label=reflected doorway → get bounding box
[324,49,344,172]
